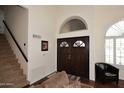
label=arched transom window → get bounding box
[60,16,87,33]
[105,21,124,65]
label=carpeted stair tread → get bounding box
[0,65,21,73]
[0,35,6,38]
[0,64,20,72]
[0,34,5,36]
[0,59,18,65]
[0,40,10,43]
[0,41,9,44]
[0,50,13,54]
[0,38,8,41]
[0,46,11,50]
[4,75,26,83]
[0,69,23,78]
[0,54,15,58]
[0,68,23,75]
[14,79,29,88]
[0,45,11,48]
[0,42,8,45]
[0,57,17,62]
[0,58,17,64]
[0,37,6,40]
[0,37,7,40]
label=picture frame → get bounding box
[41,40,48,51]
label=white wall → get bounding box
[27,6,57,83]
[2,6,28,76]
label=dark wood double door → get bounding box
[57,36,89,79]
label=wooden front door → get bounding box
[57,36,89,79]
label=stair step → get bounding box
[0,55,16,62]
[0,68,23,77]
[0,36,5,38]
[0,38,9,44]
[0,50,13,55]
[0,43,10,46]
[0,69,23,78]
[0,36,6,39]
[0,57,17,62]
[0,37,8,42]
[0,59,18,66]
[15,80,29,88]
[0,54,15,59]
[0,65,21,73]
[0,41,8,44]
[0,48,13,52]
[0,34,6,37]
[0,77,4,83]
[4,75,26,83]
[0,63,20,71]
[0,44,10,47]
[0,54,16,61]
[0,46,11,50]
[0,40,9,43]
[0,72,27,84]
[0,34,5,37]
[0,79,29,88]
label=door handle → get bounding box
[68,54,71,60]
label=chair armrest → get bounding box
[95,65,106,80]
[106,64,119,74]
[95,65,106,75]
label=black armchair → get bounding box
[95,63,119,84]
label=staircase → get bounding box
[0,34,29,88]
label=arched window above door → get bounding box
[60,16,88,33]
